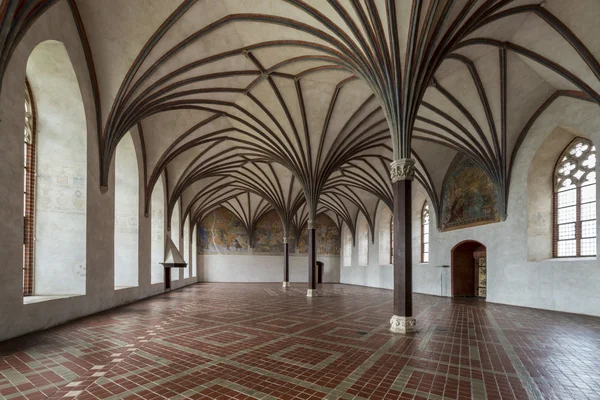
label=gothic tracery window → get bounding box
[23,84,35,296]
[422,202,430,263]
[554,138,596,257]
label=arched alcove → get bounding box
[377,205,392,265]
[342,223,352,267]
[114,132,139,289]
[171,199,181,281]
[191,225,197,277]
[27,40,87,296]
[183,215,190,278]
[357,214,369,266]
[151,175,165,284]
[527,127,580,261]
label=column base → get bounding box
[390,315,416,334]
[282,282,290,288]
[306,289,318,297]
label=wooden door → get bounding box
[453,249,475,296]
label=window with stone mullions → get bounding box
[421,202,429,263]
[554,138,596,257]
[23,84,35,295]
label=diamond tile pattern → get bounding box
[1,283,600,399]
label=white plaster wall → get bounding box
[150,176,165,284]
[29,41,87,296]
[114,132,139,288]
[341,98,600,317]
[183,216,190,279]
[199,254,340,283]
[0,3,198,342]
[192,227,197,277]
[170,200,180,281]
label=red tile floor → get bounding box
[1,283,600,399]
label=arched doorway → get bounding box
[451,241,487,298]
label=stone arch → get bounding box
[27,40,87,296]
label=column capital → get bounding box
[307,220,316,230]
[390,158,415,182]
[390,315,416,334]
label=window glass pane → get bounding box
[423,233,429,244]
[558,206,576,224]
[558,223,576,240]
[581,238,596,256]
[581,184,596,203]
[558,189,577,208]
[423,224,429,235]
[584,171,596,186]
[424,243,429,253]
[581,202,596,221]
[423,253,429,263]
[557,240,576,257]
[581,220,596,239]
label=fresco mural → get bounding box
[298,213,341,255]
[441,154,501,231]
[198,207,249,254]
[252,210,285,254]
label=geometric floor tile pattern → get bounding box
[1,284,600,399]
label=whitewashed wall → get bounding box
[0,3,197,343]
[199,254,340,284]
[29,40,87,296]
[114,132,139,288]
[341,97,600,317]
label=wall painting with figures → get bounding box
[441,154,501,231]
[198,207,249,254]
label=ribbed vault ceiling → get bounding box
[4,0,600,234]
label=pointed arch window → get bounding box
[23,83,36,296]
[421,202,430,263]
[554,138,596,257]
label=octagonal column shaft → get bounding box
[307,222,317,297]
[390,159,416,334]
[282,237,290,288]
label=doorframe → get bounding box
[451,240,485,297]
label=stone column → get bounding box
[307,220,317,297]
[390,159,416,334]
[282,237,290,287]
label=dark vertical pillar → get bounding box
[390,159,416,333]
[307,222,317,296]
[283,237,290,287]
[393,179,412,316]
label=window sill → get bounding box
[546,257,596,262]
[23,294,80,305]
[115,286,137,290]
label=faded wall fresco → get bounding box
[298,214,341,255]
[36,164,86,215]
[252,210,286,254]
[198,207,249,254]
[441,154,500,231]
